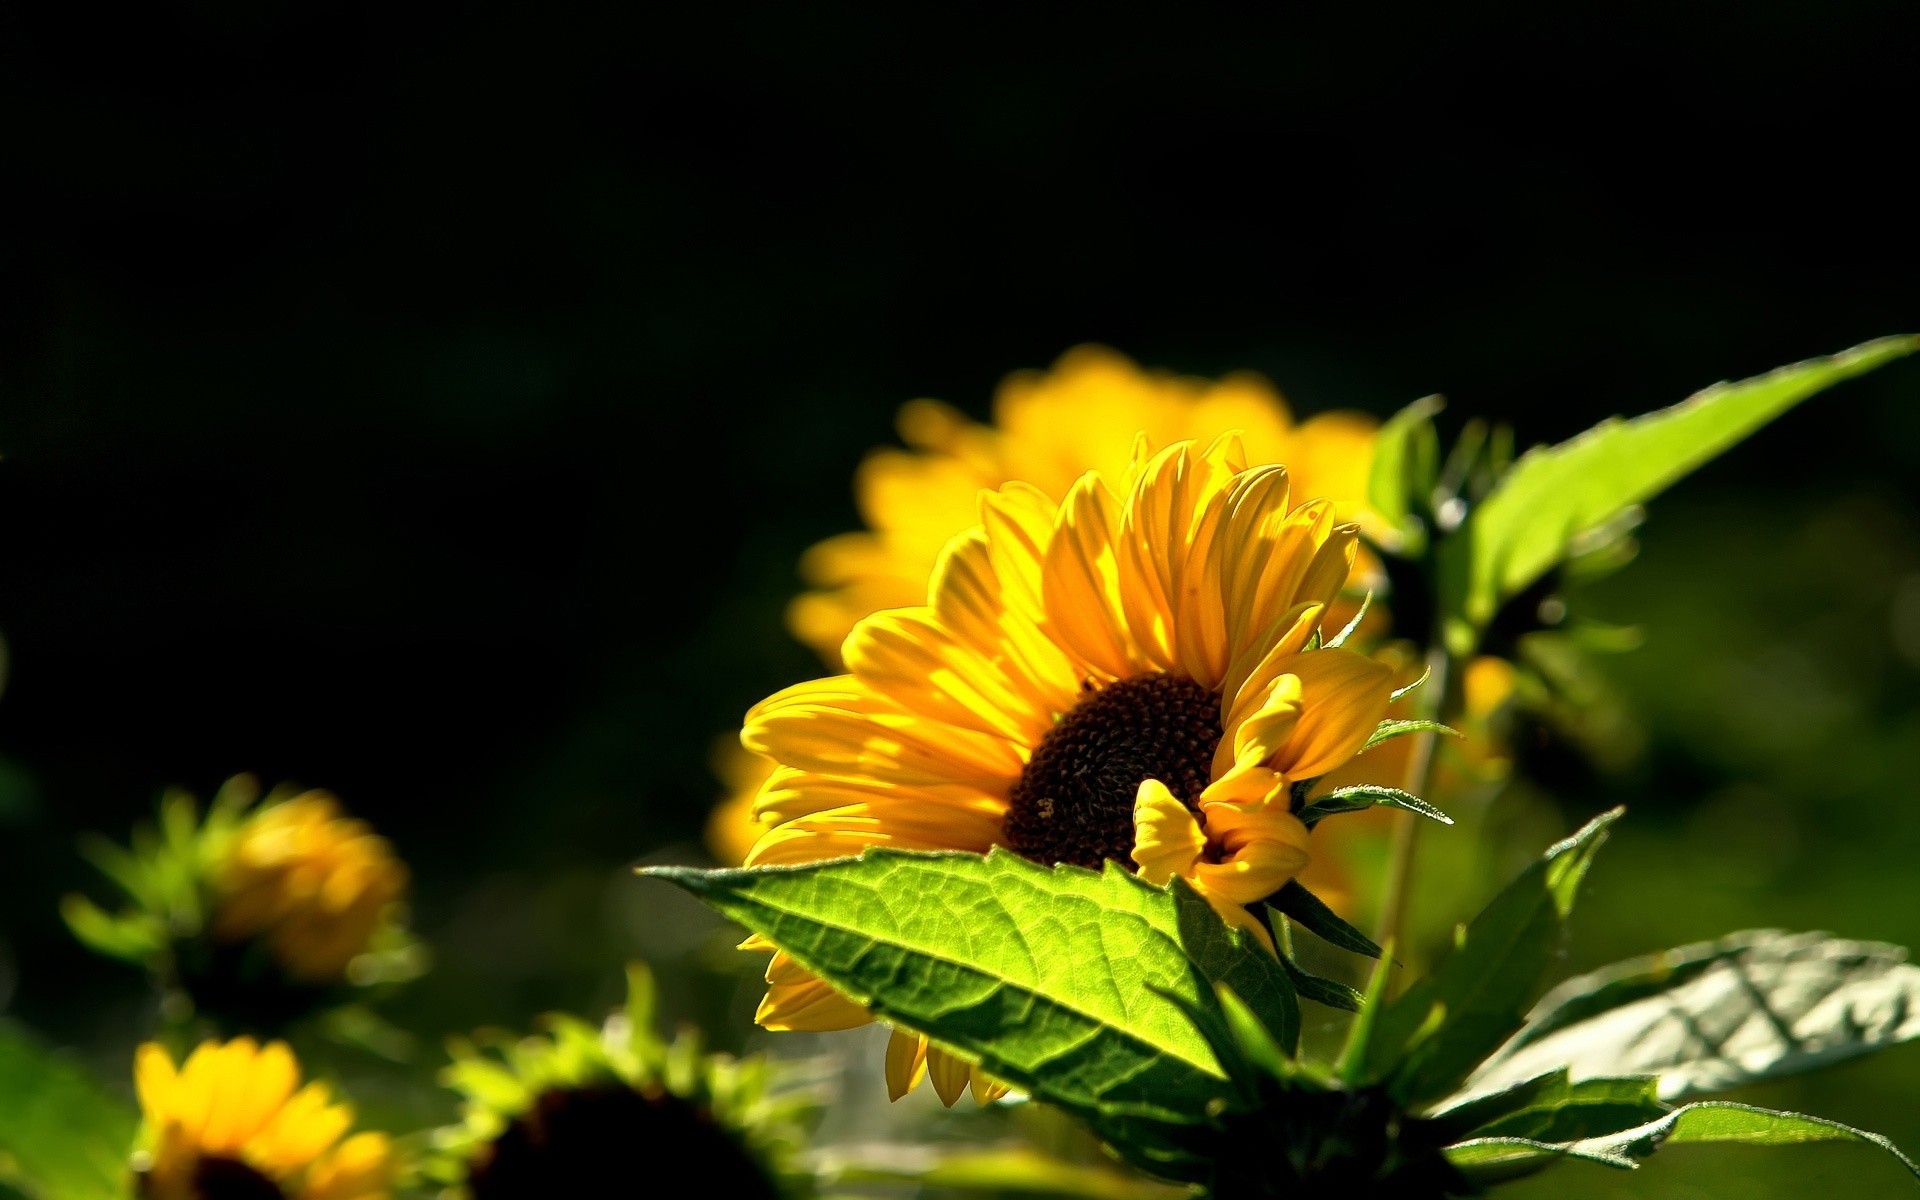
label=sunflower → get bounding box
[64,777,421,1031]
[740,436,1404,1104]
[132,1037,394,1200]
[707,347,1380,866]
[211,790,409,985]
[424,965,815,1200]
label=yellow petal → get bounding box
[926,1046,972,1108]
[1130,780,1206,886]
[1041,473,1137,680]
[134,1043,178,1119]
[1266,650,1396,779]
[884,1028,929,1102]
[302,1131,395,1200]
[970,1070,1011,1105]
[755,976,873,1032]
[1192,807,1312,906]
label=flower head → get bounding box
[63,776,421,1030]
[425,965,815,1199]
[741,436,1403,1102]
[212,791,408,985]
[133,1037,393,1200]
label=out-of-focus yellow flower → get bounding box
[133,1037,394,1200]
[786,345,1379,665]
[212,792,408,985]
[740,438,1404,1105]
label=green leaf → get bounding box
[1367,395,1444,552]
[1446,1102,1920,1187]
[1359,719,1460,753]
[1267,882,1380,959]
[1435,335,1919,654]
[1298,786,1452,829]
[1466,929,1920,1102]
[1274,951,1363,1013]
[1459,1075,1666,1144]
[1365,809,1620,1103]
[0,1023,138,1200]
[642,849,1295,1179]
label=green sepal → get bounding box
[1266,882,1381,959]
[1360,719,1462,753]
[1299,786,1453,830]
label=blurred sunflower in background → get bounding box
[739,437,1418,1103]
[132,1036,394,1200]
[63,775,423,1033]
[423,964,816,1199]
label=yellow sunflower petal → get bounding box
[755,975,873,1032]
[884,1028,930,1102]
[1130,780,1207,886]
[1263,650,1396,779]
[970,1071,1011,1105]
[1042,473,1136,680]
[302,1131,395,1200]
[253,1080,351,1173]
[926,1046,972,1108]
[134,1043,178,1119]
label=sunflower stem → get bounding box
[1371,642,1451,974]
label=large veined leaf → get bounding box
[642,849,1297,1178]
[1363,809,1619,1103]
[1445,1100,1920,1187]
[1434,335,1918,654]
[0,1024,137,1200]
[1464,929,1920,1101]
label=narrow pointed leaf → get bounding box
[1276,951,1364,1013]
[1366,809,1620,1102]
[1360,719,1461,753]
[1437,335,1919,654]
[1268,882,1380,959]
[1299,786,1452,829]
[1467,929,1920,1101]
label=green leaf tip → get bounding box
[1436,334,1919,655]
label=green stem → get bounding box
[1371,642,1451,960]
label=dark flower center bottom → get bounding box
[467,1082,780,1200]
[1005,673,1224,870]
[185,1157,286,1200]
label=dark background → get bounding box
[3,5,1918,1196]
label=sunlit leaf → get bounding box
[1465,929,1920,1101]
[1366,395,1444,552]
[642,849,1297,1179]
[1298,785,1452,829]
[0,1024,137,1200]
[1445,1101,1920,1187]
[1365,809,1619,1103]
[1435,335,1919,654]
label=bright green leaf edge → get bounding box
[1437,334,1919,654]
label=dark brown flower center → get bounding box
[467,1083,780,1200]
[188,1157,285,1200]
[1005,673,1223,870]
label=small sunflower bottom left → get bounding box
[133,1038,393,1200]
